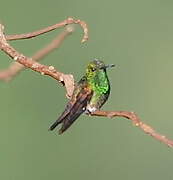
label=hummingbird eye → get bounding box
[91,67,96,72]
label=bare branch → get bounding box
[0,25,75,82]
[0,17,88,96]
[0,24,75,97]
[91,110,173,147]
[5,17,88,43]
[32,25,75,61]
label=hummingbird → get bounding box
[49,59,115,134]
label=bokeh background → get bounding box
[0,0,173,179]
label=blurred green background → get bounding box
[0,0,173,179]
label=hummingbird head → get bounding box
[85,59,115,94]
[86,59,115,79]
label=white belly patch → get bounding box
[86,105,97,113]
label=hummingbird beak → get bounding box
[104,64,115,69]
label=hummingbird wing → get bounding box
[58,88,93,134]
[49,78,93,134]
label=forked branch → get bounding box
[0,17,89,97]
[0,25,74,83]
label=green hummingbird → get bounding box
[49,59,114,134]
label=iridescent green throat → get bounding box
[87,70,109,94]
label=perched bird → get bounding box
[49,59,114,134]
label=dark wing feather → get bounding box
[49,78,92,134]
[58,89,93,134]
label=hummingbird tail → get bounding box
[49,105,85,133]
[49,120,61,131]
[49,103,73,131]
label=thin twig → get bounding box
[91,110,173,147]
[32,25,75,61]
[5,17,88,43]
